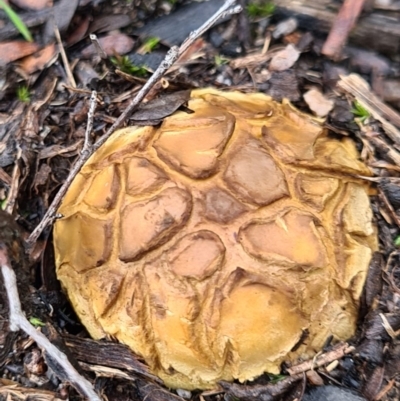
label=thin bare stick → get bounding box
[26,0,241,248]
[54,26,76,88]
[82,91,98,154]
[0,245,102,401]
[4,146,21,214]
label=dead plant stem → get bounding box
[55,26,76,88]
[82,91,98,154]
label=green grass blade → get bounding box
[0,0,33,42]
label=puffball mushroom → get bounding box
[53,89,377,390]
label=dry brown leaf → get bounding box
[11,0,52,10]
[66,15,91,46]
[130,90,191,123]
[0,41,40,64]
[19,44,58,74]
[269,44,300,71]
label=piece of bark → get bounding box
[274,0,400,56]
[380,179,400,209]
[361,252,383,310]
[0,8,52,42]
[136,0,226,46]
[338,74,400,147]
[63,335,160,382]
[265,70,300,102]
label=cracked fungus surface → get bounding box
[53,89,377,390]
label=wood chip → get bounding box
[230,52,272,69]
[303,88,334,117]
[306,369,324,386]
[269,44,300,71]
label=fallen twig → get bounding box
[26,0,241,248]
[274,0,400,56]
[286,342,355,376]
[321,0,366,60]
[0,245,102,401]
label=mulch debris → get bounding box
[1,0,400,400]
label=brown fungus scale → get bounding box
[53,89,377,390]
